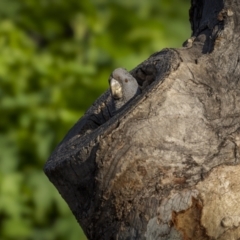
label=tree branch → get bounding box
[44,0,240,239]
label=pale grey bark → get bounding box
[44,0,240,239]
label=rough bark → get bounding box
[44,0,240,239]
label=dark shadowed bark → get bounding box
[44,0,240,239]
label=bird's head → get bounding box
[109,68,140,102]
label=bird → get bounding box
[109,68,141,114]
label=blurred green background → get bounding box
[0,0,190,239]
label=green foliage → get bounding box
[0,0,190,239]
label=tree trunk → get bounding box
[44,0,240,239]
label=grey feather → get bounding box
[109,68,140,113]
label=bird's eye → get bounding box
[125,79,128,83]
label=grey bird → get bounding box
[109,68,140,113]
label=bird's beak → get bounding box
[110,78,123,99]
